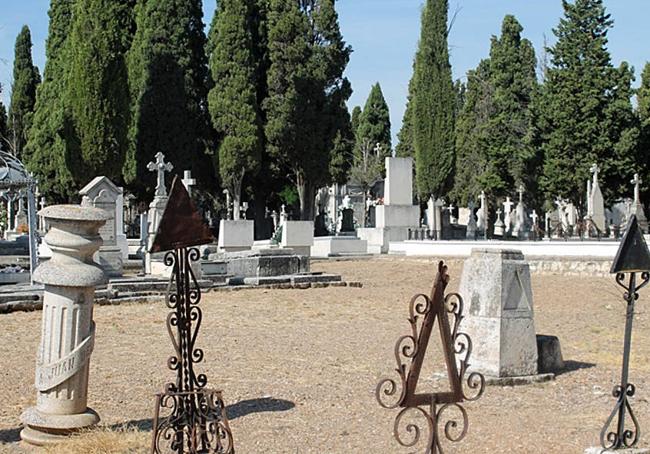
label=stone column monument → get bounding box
[145,152,173,274]
[21,205,109,446]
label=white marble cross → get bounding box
[631,173,642,205]
[182,170,196,197]
[530,209,539,227]
[147,152,173,198]
[222,189,232,220]
[517,184,525,203]
[374,142,382,155]
[496,208,502,221]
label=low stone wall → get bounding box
[527,257,612,277]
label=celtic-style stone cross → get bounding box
[147,152,173,198]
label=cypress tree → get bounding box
[24,0,75,202]
[355,83,391,157]
[265,0,351,220]
[126,0,212,197]
[208,0,263,220]
[351,106,362,135]
[8,26,40,158]
[482,15,537,199]
[411,0,455,200]
[66,0,132,182]
[537,0,638,206]
[638,62,650,201]
[452,59,494,205]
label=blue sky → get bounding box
[1,0,649,144]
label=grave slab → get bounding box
[218,220,254,252]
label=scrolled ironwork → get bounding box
[376,261,484,453]
[151,246,234,454]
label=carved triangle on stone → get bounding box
[611,215,650,274]
[149,176,214,253]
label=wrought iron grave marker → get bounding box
[149,176,234,454]
[376,261,485,454]
[599,215,650,450]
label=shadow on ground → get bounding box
[0,427,21,443]
[555,360,597,376]
[110,396,296,433]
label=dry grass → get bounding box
[0,256,648,453]
[42,426,147,454]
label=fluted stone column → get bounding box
[21,205,109,446]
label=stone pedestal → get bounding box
[459,248,538,378]
[145,196,168,274]
[281,221,314,257]
[21,205,109,446]
[218,220,254,253]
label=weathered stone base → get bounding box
[311,236,368,257]
[97,246,123,277]
[481,372,555,386]
[21,407,100,446]
[585,447,650,454]
[214,249,309,278]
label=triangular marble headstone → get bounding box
[149,176,214,253]
[610,215,650,273]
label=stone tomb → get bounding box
[280,220,314,256]
[218,219,254,253]
[79,176,123,277]
[459,248,539,378]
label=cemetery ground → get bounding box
[0,257,649,454]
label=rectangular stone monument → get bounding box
[218,220,254,253]
[280,220,314,256]
[358,157,419,253]
[459,248,539,378]
[79,176,123,277]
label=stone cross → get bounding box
[374,142,382,155]
[182,170,196,197]
[632,173,642,205]
[38,197,46,231]
[446,204,457,224]
[147,152,173,198]
[517,184,525,203]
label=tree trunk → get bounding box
[296,173,315,221]
[361,188,368,228]
[253,186,268,240]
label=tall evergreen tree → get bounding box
[265,0,351,220]
[638,62,650,201]
[355,83,391,157]
[208,0,263,220]
[7,26,40,158]
[452,59,494,205]
[24,0,76,201]
[536,0,638,206]
[66,0,132,182]
[351,106,362,134]
[482,15,537,200]
[411,0,455,200]
[126,0,212,197]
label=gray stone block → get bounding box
[537,334,565,374]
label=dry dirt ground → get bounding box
[0,256,649,454]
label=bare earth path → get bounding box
[0,256,649,453]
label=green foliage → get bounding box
[351,106,362,134]
[24,0,76,202]
[279,184,298,206]
[208,0,263,209]
[66,0,132,183]
[454,15,538,205]
[411,0,455,199]
[355,83,391,158]
[452,59,494,205]
[126,0,213,198]
[8,26,40,158]
[638,62,650,200]
[536,0,639,206]
[265,0,352,219]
